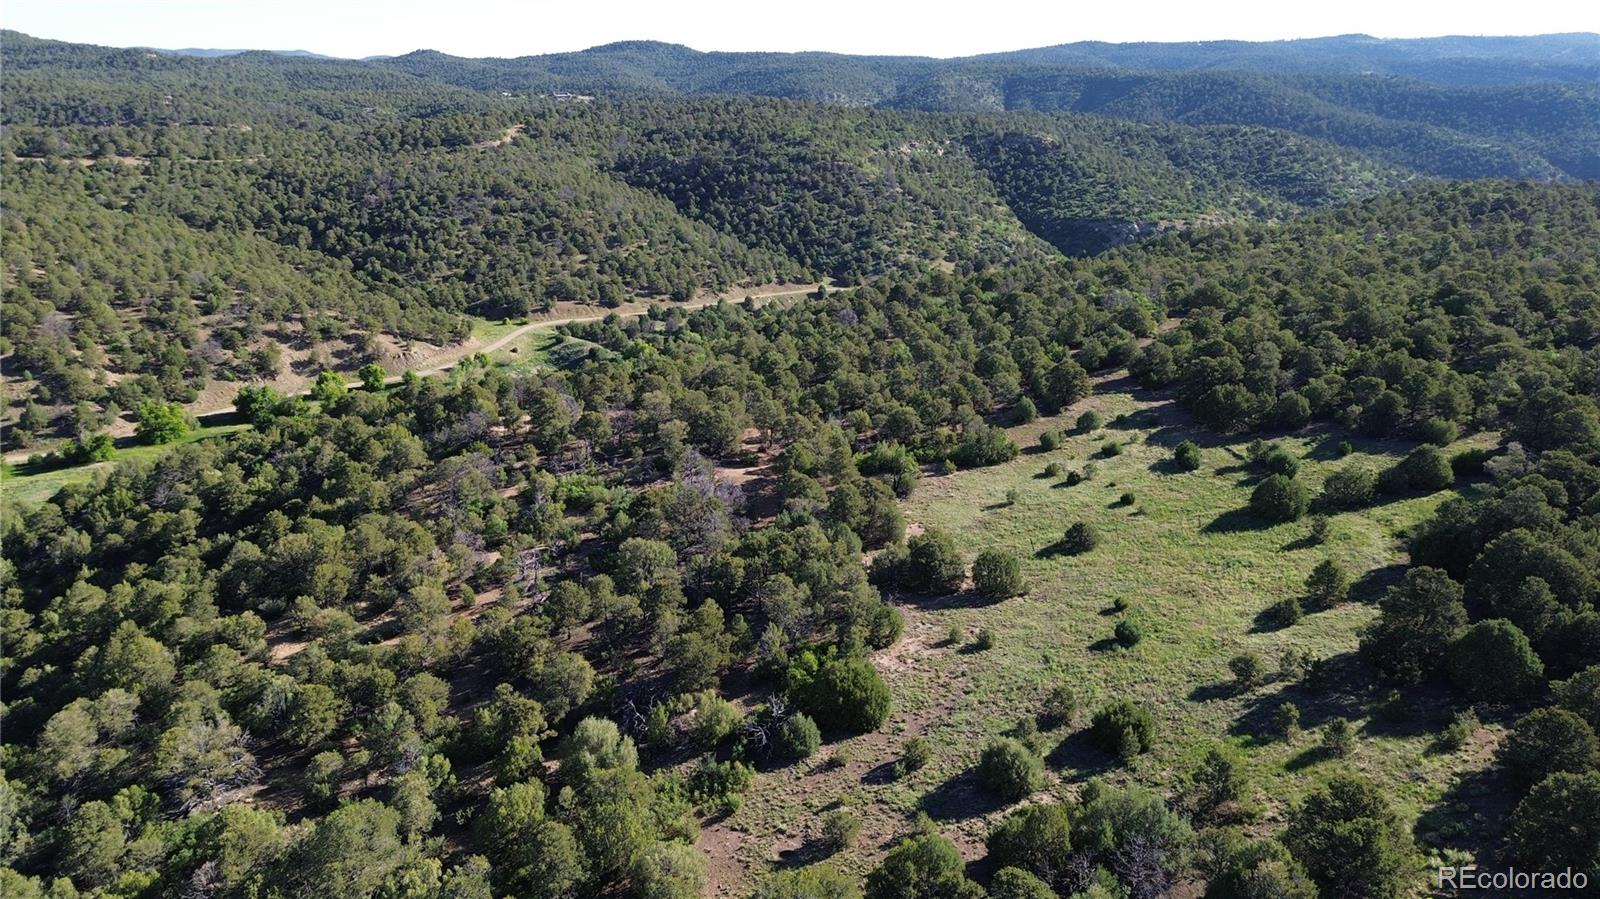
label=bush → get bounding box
[1208,839,1318,899]
[1118,491,1135,506]
[1038,430,1061,451]
[1437,710,1478,752]
[1303,560,1350,608]
[865,832,984,899]
[819,808,860,853]
[1263,447,1300,478]
[1272,702,1301,741]
[1229,653,1266,688]
[1063,469,1085,486]
[135,401,190,445]
[1318,463,1375,510]
[1174,440,1202,471]
[1250,474,1310,523]
[1506,772,1600,873]
[1114,618,1143,648]
[989,868,1056,899]
[1014,397,1039,425]
[775,713,822,762]
[1060,521,1100,554]
[1265,597,1304,628]
[1091,699,1155,760]
[1496,708,1600,788]
[977,738,1045,802]
[1076,410,1103,433]
[1306,514,1330,545]
[1042,461,1063,478]
[689,691,741,748]
[897,737,932,777]
[905,529,966,594]
[789,654,892,734]
[1450,447,1497,477]
[1336,440,1354,457]
[1100,440,1122,457]
[1284,774,1414,899]
[1448,619,1544,701]
[974,628,997,651]
[1320,719,1355,757]
[972,550,1027,601]
[1040,683,1078,728]
[986,803,1072,882]
[1415,417,1459,446]
[952,424,1020,469]
[1379,445,1454,494]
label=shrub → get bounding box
[1336,440,1354,457]
[688,691,741,748]
[1118,491,1135,506]
[1450,447,1497,477]
[1284,774,1414,899]
[1209,839,1318,899]
[1003,488,1020,506]
[775,713,822,762]
[1100,440,1122,457]
[986,804,1072,882]
[1174,440,1202,471]
[1496,708,1600,788]
[1554,665,1600,731]
[1437,710,1478,752]
[1038,430,1061,451]
[1320,719,1355,757]
[1114,618,1143,648]
[1379,445,1454,494]
[1040,683,1078,728]
[1263,447,1300,478]
[896,737,932,777]
[819,808,860,853]
[944,624,964,646]
[1303,560,1350,608]
[905,529,966,594]
[972,550,1027,601]
[1076,410,1103,433]
[1506,772,1600,873]
[1042,461,1063,478]
[1228,653,1266,688]
[1063,469,1085,486]
[1265,597,1304,628]
[865,832,983,899]
[1091,699,1155,760]
[135,401,190,445]
[974,628,997,651]
[989,868,1057,899]
[1448,619,1544,701]
[1415,417,1459,446]
[789,654,892,734]
[1060,521,1100,554]
[1272,702,1301,741]
[1250,474,1310,522]
[952,424,1019,469]
[1306,514,1330,545]
[1318,463,1375,510]
[977,738,1045,802]
[1014,397,1039,425]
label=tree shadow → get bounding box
[1087,637,1122,653]
[1414,765,1513,859]
[917,767,1006,822]
[1202,507,1265,534]
[861,760,900,786]
[1188,681,1240,703]
[1146,457,1189,476]
[1228,652,1371,742]
[1351,563,1408,604]
[1108,408,1163,431]
[1044,728,1118,780]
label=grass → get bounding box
[486,329,604,375]
[718,387,1500,893]
[0,423,250,508]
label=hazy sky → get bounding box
[6,0,1597,58]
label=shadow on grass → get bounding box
[1414,766,1513,858]
[1351,563,1409,604]
[1188,681,1242,703]
[1088,637,1123,653]
[861,760,900,786]
[1044,728,1119,780]
[1228,653,1371,744]
[1201,507,1266,534]
[917,767,1007,822]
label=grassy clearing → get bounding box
[486,329,604,375]
[0,423,250,508]
[714,386,1497,896]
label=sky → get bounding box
[5,0,1597,59]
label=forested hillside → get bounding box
[4,176,1600,898]
[4,32,1431,448]
[4,26,1600,899]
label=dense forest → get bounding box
[4,27,1600,899]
